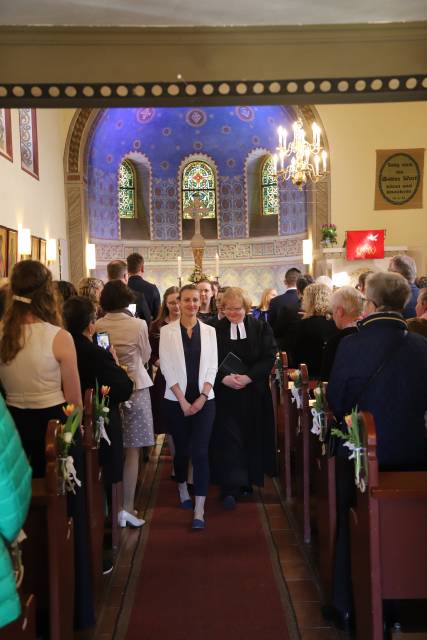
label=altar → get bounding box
[313,245,409,285]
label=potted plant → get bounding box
[321,224,337,247]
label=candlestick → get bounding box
[177,255,182,278]
[215,252,219,278]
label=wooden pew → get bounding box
[1,593,36,640]
[293,363,312,543]
[280,353,298,500]
[270,352,288,490]
[311,397,337,604]
[22,420,75,640]
[83,389,105,598]
[350,412,427,640]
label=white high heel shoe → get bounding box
[118,509,145,528]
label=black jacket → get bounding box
[268,289,300,336]
[128,275,161,321]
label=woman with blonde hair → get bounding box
[78,276,104,317]
[211,287,276,508]
[293,282,338,379]
[252,287,277,323]
[0,260,94,631]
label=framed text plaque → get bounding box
[375,148,424,210]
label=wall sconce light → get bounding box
[302,238,313,266]
[18,227,31,257]
[46,238,57,264]
[86,243,96,271]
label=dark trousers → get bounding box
[164,399,215,497]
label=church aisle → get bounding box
[92,442,341,640]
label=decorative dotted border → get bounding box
[0,75,426,104]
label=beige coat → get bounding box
[95,312,153,390]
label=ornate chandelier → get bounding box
[273,118,328,190]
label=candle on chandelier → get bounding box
[321,150,328,173]
[273,154,278,174]
[177,256,182,278]
[215,252,220,278]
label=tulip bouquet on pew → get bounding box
[310,385,328,452]
[331,408,367,492]
[274,352,285,386]
[289,369,302,409]
[93,381,111,447]
[57,404,83,494]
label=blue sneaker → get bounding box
[192,518,205,530]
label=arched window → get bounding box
[118,159,137,219]
[261,155,279,216]
[182,161,216,219]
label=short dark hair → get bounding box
[296,275,314,295]
[107,260,127,281]
[63,296,96,335]
[54,280,77,303]
[285,268,302,286]
[127,253,144,275]
[100,280,135,312]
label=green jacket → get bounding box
[0,396,32,629]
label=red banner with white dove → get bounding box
[346,230,385,260]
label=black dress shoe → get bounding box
[321,605,354,632]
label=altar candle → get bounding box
[215,252,219,277]
[177,256,182,278]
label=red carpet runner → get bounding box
[124,462,290,640]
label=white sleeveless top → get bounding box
[0,322,65,409]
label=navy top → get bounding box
[180,321,201,403]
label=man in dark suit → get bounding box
[107,259,151,326]
[127,252,161,322]
[325,272,427,628]
[388,254,419,319]
[274,274,313,366]
[267,267,301,336]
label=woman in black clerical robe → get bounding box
[211,287,277,509]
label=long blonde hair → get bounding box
[0,260,62,363]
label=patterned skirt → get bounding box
[121,387,155,448]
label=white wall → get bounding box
[0,108,72,279]
[317,101,427,274]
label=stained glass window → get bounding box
[119,160,137,219]
[182,161,216,219]
[261,155,279,216]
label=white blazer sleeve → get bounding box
[138,319,151,365]
[204,327,218,386]
[159,326,179,389]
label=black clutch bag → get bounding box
[218,352,248,375]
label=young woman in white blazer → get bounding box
[159,284,217,530]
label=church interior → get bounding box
[0,2,427,640]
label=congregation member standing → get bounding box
[196,279,217,324]
[325,271,427,629]
[148,286,180,437]
[274,275,313,366]
[95,281,154,528]
[211,287,276,509]
[321,286,363,381]
[159,284,217,530]
[252,288,277,323]
[293,283,338,379]
[63,296,133,542]
[78,276,105,318]
[127,252,161,322]
[267,267,301,335]
[107,258,151,326]
[388,254,419,318]
[407,287,427,338]
[0,260,94,631]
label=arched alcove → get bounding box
[64,105,330,284]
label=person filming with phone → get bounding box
[211,287,277,509]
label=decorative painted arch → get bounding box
[64,106,329,283]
